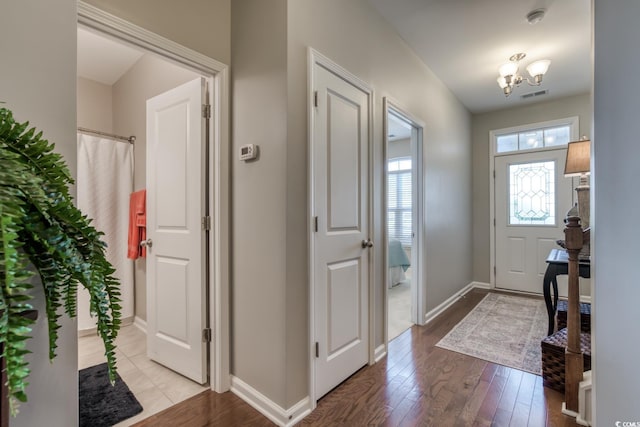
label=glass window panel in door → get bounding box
[509,160,556,225]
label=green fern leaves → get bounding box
[0,107,121,414]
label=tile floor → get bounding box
[388,276,413,341]
[78,324,209,426]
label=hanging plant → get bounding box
[0,107,121,414]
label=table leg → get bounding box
[543,264,558,335]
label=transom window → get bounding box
[387,157,412,246]
[496,124,571,153]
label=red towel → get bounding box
[127,189,146,259]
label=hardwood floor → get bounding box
[133,289,579,426]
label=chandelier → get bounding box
[496,53,551,97]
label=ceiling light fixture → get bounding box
[496,53,551,97]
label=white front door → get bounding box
[312,61,371,399]
[146,77,208,384]
[494,148,573,293]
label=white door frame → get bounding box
[307,48,374,408]
[78,2,231,392]
[382,98,425,346]
[489,116,579,289]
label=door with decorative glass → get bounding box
[494,148,573,293]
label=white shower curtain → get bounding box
[77,133,134,332]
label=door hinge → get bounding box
[493,169,496,179]
[314,91,318,108]
[202,328,212,343]
[202,216,211,231]
[315,342,319,358]
[314,216,318,232]
[202,104,211,119]
[493,218,496,226]
[494,265,497,276]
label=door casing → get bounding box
[78,1,231,392]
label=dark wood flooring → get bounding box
[133,289,579,426]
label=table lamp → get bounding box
[564,139,591,229]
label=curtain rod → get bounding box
[78,127,136,144]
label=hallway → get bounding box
[131,289,578,426]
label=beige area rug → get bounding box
[436,293,547,375]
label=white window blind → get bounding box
[387,157,412,246]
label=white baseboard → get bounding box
[423,282,479,325]
[579,295,591,304]
[562,402,579,418]
[78,316,134,337]
[374,344,387,362]
[469,281,491,289]
[230,376,312,427]
[78,326,97,338]
[133,316,147,334]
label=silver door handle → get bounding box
[361,239,373,248]
[140,239,153,248]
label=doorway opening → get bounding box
[76,3,230,422]
[384,100,424,342]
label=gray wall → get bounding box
[0,1,78,425]
[232,0,472,409]
[593,0,640,423]
[388,138,411,159]
[231,0,289,406]
[471,93,591,284]
[83,0,230,65]
[287,0,473,339]
[77,77,113,132]
[112,54,200,321]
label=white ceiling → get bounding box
[77,28,144,85]
[368,0,591,113]
[388,113,412,141]
[78,2,590,112]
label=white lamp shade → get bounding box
[499,61,518,77]
[496,76,508,89]
[526,59,551,77]
[564,139,591,176]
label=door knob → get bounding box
[361,239,374,248]
[140,239,153,248]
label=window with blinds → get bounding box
[388,157,412,246]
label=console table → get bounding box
[543,248,590,335]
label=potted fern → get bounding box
[0,106,121,414]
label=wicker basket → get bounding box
[541,328,591,392]
[556,300,591,333]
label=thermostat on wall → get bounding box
[239,144,258,161]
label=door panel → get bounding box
[328,260,360,356]
[495,148,573,293]
[147,77,207,384]
[313,63,370,399]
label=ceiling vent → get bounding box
[521,89,548,99]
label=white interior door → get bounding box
[146,77,208,384]
[494,148,573,293]
[312,62,371,399]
